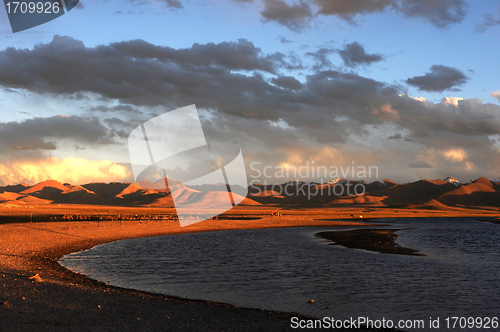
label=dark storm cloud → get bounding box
[313,0,466,28]
[475,14,500,33]
[260,0,313,32]
[0,115,115,151]
[337,42,384,68]
[406,65,468,92]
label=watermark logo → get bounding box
[127,105,248,227]
[248,161,379,200]
[3,0,80,33]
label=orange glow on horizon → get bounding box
[0,157,131,186]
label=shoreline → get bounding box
[2,209,499,331]
[1,214,396,332]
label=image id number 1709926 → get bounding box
[5,1,60,14]
[445,317,498,329]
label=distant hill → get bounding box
[0,176,499,210]
[248,177,500,210]
[0,178,259,208]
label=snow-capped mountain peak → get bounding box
[368,180,387,186]
[327,178,348,184]
[444,176,461,187]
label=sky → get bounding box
[0,0,499,185]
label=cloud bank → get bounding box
[257,0,467,30]
[0,36,498,184]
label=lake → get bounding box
[59,218,500,331]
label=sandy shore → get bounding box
[1,207,498,331]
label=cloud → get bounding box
[0,36,295,107]
[489,90,500,102]
[409,160,433,168]
[0,36,395,133]
[125,0,183,9]
[305,47,335,70]
[159,0,183,8]
[0,37,500,184]
[475,14,500,33]
[388,133,402,140]
[2,36,498,143]
[406,95,427,103]
[397,0,466,28]
[0,157,131,186]
[313,0,395,19]
[313,0,466,28]
[104,117,144,139]
[109,37,284,73]
[406,65,468,92]
[442,97,465,106]
[270,75,302,90]
[443,148,468,162]
[260,0,313,32]
[0,38,497,143]
[0,115,115,152]
[277,36,293,43]
[411,145,491,179]
[397,96,500,136]
[337,42,384,68]
[89,104,141,113]
[371,103,400,122]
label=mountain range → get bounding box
[249,177,500,210]
[0,177,499,210]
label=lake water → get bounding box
[59,218,500,331]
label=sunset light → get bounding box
[1,1,499,331]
